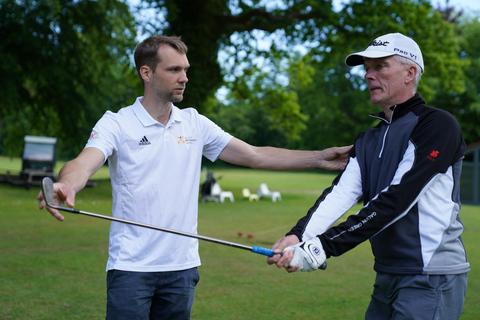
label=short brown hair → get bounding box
[134,35,188,85]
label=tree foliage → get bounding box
[141,0,479,148]
[138,0,341,147]
[207,51,311,148]
[296,0,473,149]
[1,0,479,160]
[0,0,139,158]
[430,10,480,145]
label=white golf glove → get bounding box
[285,237,326,272]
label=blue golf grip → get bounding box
[252,246,328,270]
[252,246,276,257]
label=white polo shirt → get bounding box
[85,97,232,272]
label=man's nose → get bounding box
[364,70,374,80]
[179,71,188,83]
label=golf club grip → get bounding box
[252,246,327,270]
[252,246,276,257]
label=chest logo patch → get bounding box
[139,136,151,146]
[428,150,439,161]
[177,136,197,145]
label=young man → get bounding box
[37,35,350,320]
[267,33,469,319]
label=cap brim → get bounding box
[345,51,396,66]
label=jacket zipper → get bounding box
[369,105,396,158]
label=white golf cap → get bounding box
[345,33,424,73]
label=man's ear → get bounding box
[139,65,152,83]
[405,65,417,85]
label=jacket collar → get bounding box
[369,93,425,122]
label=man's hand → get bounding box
[285,237,326,272]
[266,235,300,272]
[37,182,76,221]
[318,145,352,171]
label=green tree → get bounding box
[141,0,474,149]
[0,0,139,158]
[296,0,468,149]
[3,0,477,158]
[207,51,311,148]
[138,0,341,146]
[139,0,341,109]
[430,9,480,144]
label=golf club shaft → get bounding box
[49,202,328,268]
[42,178,327,269]
[46,201,275,257]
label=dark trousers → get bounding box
[106,268,200,320]
[365,272,468,319]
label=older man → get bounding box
[268,33,469,319]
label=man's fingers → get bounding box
[266,246,284,265]
[267,235,300,269]
[286,265,299,273]
[273,243,286,253]
[47,207,65,221]
[37,186,65,221]
[275,249,294,268]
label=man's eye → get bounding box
[170,68,188,73]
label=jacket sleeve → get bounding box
[317,109,465,258]
[286,152,363,241]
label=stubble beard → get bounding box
[155,89,184,103]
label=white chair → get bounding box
[210,182,234,203]
[242,188,259,201]
[257,183,282,202]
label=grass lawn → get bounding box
[0,163,478,319]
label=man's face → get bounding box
[363,56,410,109]
[150,45,189,103]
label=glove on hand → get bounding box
[285,237,326,272]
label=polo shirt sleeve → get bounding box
[84,111,119,162]
[198,114,232,162]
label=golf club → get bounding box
[41,177,276,257]
[42,177,326,269]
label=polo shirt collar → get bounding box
[132,97,183,127]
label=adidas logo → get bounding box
[139,136,151,146]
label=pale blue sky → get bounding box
[332,0,480,11]
[433,0,480,10]
[130,0,480,42]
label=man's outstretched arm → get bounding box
[218,138,351,171]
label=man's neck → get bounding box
[140,95,172,126]
[380,92,416,122]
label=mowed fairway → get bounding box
[0,163,478,319]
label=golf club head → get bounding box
[41,177,79,213]
[41,177,55,207]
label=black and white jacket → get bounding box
[288,93,470,275]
